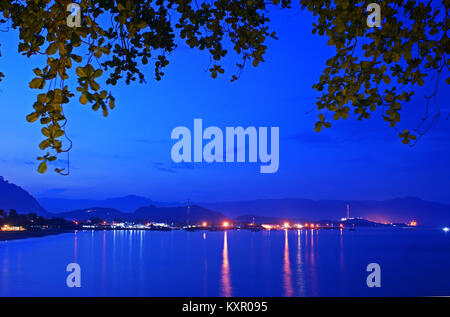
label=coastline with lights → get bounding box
[0,227,72,241]
[2,203,449,242]
[2,215,446,242]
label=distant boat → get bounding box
[149,226,172,231]
[184,226,200,231]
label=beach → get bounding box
[0,230,72,242]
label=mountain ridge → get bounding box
[201,197,450,226]
[57,204,226,224]
[2,177,449,226]
[0,176,48,216]
[39,195,182,213]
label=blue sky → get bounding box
[0,6,449,203]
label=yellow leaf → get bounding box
[29,78,44,89]
[80,94,88,105]
[38,161,47,174]
[26,112,39,122]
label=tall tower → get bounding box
[187,199,191,226]
[347,204,350,219]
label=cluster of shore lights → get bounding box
[194,222,347,230]
[260,223,331,230]
[194,221,228,227]
[286,223,322,229]
[1,224,26,232]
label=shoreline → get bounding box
[0,230,73,242]
[0,226,430,242]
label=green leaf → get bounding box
[41,127,50,137]
[38,161,47,174]
[80,94,88,105]
[46,42,58,55]
[76,67,87,77]
[26,112,40,122]
[429,28,439,35]
[71,54,82,63]
[33,68,43,77]
[109,98,115,109]
[90,81,100,91]
[39,139,50,150]
[29,78,44,89]
[93,69,103,78]
[314,122,322,132]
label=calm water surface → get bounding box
[0,228,449,296]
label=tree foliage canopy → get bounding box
[0,0,448,174]
[305,0,449,144]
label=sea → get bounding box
[0,228,449,296]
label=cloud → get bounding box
[39,187,70,196]
[0,158,39,167]
[282,131,343,146]
[151,161,205,173]
[135,138,168,145]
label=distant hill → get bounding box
[55,205,227,224]
[40,196,450,226]
[58,207,128,221]
[0,176,48,216]
[39,195,154,213]
[236,215,389,227]
[4,175,449,226]
[134,205,227,224]
[236,215,309,225]
[203,197,450,227]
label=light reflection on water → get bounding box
[73,230,77,262]
[283,229,293,296]
[102,230,106,288]
[0,228,450,296]
[221,231,232,297]
[310,229,318,296]
[296,230,306,296]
